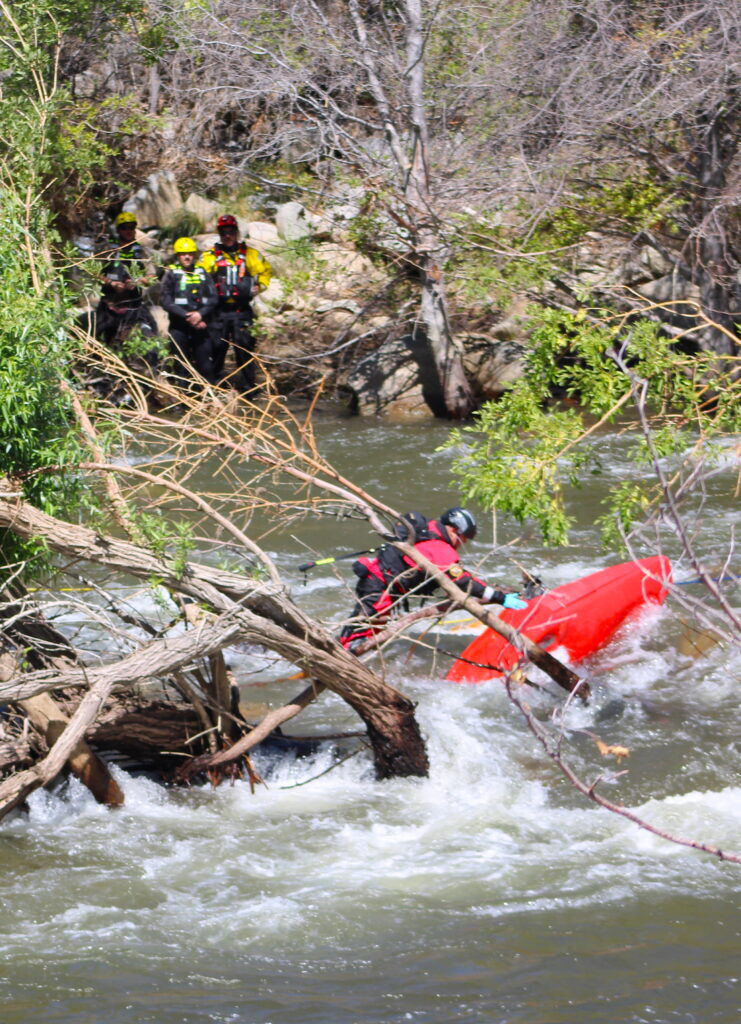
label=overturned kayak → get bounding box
[446,555,672,683]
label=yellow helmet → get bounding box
[115,211,137,227]
[173,236,198,254]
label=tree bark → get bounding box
[349,0,475,418]
[0,493,429,778]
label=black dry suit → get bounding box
[80,238,159,360]
[160,262,220,384]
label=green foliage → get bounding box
[0,188,92,574]
[446,307,740,549]
[450,172,683,307]
[161,208,205,243]
[119,327,168,364]
[137,516,194,580]
[279,236,328,299]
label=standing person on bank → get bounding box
[198,214,272,393]
[81,211,161,365]
[339,507,528,651]
[160,237,219,386]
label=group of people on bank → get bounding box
[85,213,526,644]
[83,211,272,393]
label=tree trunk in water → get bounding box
[361,690,429,779]
[0,493,430,780]
[416,250,476,418]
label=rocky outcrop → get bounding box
[111,174,737,418]
[184,193,220,231]
[124,171,183,228]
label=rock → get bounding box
[184,193,220,231]
[621,244,677,285]
[253,278,285,313]
[246,221,281,248]
[316,300,361,315]
[635,272,700,306]
[123,171,183,229]
[342,335,435,420]
[150,304,170,336]
[462,336,527,398]
[276,201,313,241]
[194,232,219,252]
[315,243,375,279]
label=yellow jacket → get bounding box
[198,244,272,292]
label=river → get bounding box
[1,411,739,1023]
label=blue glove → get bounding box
[503,593,528,610]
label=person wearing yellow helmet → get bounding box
[197,213,272,393]
[160,237,219,385]
[79,209,161,365]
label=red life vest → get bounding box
[211,244,252,301]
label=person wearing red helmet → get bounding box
[197,214,272,393]
[339,508,528,650]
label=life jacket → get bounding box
[167,263,211,310]
[100,240,148,308]
[209,243,254,303]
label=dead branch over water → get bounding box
[1,344,736,865]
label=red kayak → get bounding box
[446,555,672,683]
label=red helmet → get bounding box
[217,214,238,230]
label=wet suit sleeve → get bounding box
[448,564,506,604]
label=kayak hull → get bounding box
[446,555,672,683]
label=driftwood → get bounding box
[0,628,124,813]
[0,666,124,818]
[0,491,429,781]
[174,680,328,781]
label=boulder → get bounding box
[123,171,183,229]
[253,278,285,313]
[276,201,313,241]
[184,193,220,231]
[341,335,435,420]
[635,272,700,306]
[246,221,281,249]
[194,232,219,253]
[621,244,677,285]
[462,336,527,398]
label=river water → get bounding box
[2,411,739,1023]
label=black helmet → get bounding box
[440,507,477,540]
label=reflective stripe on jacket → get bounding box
[198,243,272,308]
[160,263,218,321]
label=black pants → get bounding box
[340,571,395,644]
[78,303,159,367]
[169,323,218,385]
[212,310,256,392]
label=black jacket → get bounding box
[160,264,218,324]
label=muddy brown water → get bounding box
[1,411,739,1023]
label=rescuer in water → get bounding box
[339,507,528,651]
